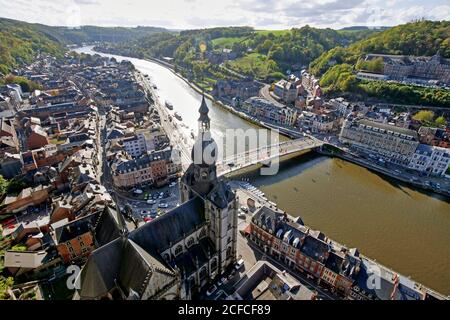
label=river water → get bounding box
[75,47,450,295]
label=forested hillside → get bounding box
[0,17,170,74]
[309,20,450,107]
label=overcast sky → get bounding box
[1,0,449,30]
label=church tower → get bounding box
[180,95,218,202]
[180,95,238,274]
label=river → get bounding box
[74,47,450,295]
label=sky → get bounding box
[0,0,449,30]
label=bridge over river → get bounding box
[216,137,324,176]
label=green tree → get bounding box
[10,244,27,252]
[413,110,435,123]
[0,276,14,300]
[435,116,447,127]
[0,175,7,199]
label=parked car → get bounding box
[147,200,156,205]
[235,259,245,271]
[206,285,217,297]
[238,213,246,219]
[158,203,169,209]
[240,206,248,213]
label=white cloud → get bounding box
[0,0,448,29]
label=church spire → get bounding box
[198,93,210,132]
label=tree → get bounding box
[0,276,14,300]
[413,110,435,123]
[435,116,447,127]
[0,175,7,199]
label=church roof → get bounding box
[171,237,216,277]
[198,95,210,122]
[207,180,235,209]
[78,237,177,299]
[129,196,206,255]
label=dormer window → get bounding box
[276,229,284,238]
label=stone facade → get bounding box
[340,118,419,166]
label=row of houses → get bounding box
[248,206,446,300]
[364,53,450,85]
[104,105,182,190]
[340,117,450,177]
[1,53,125,291]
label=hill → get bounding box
[310,20,450,76]
[96,25,380,82]
[0,17,171,74]
[0,18,64,74]
[309,20,450,108]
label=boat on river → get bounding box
[165,101,173,110]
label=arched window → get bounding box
[211,258,218,271]
[186,237,195,248]
[199,267,208,280]
[226,246,232,259]
[174,245,183,256]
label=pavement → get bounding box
[135,72,192,171]
[227,181,339,300]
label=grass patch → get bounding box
[49,138,66,145]
[212,37,246,48]
[226,53,279,80]
[254,30,291,36]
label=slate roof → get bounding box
[353,258,396,300]
[116,148,173,173]
[55,214,96,244]
[78,236,178,299]
[299,235,331,263]
[129,197,206,255]
[207,180,235,209]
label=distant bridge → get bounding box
[216,137,324,176]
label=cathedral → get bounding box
[76,96,239,300]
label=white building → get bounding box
[408,144,450,177]
[121,135,147,158]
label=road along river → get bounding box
[75,47,450,295]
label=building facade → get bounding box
[339,118,419,166]
[112,148,181,188]
[408,144,450,177]
[77,97,239,300]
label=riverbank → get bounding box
[75,46,450,296]
[144,55,450,198]
[143,56,301,139]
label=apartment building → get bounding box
[340,118,419,166]
[112,148,181,188]
[408,144,450,177]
